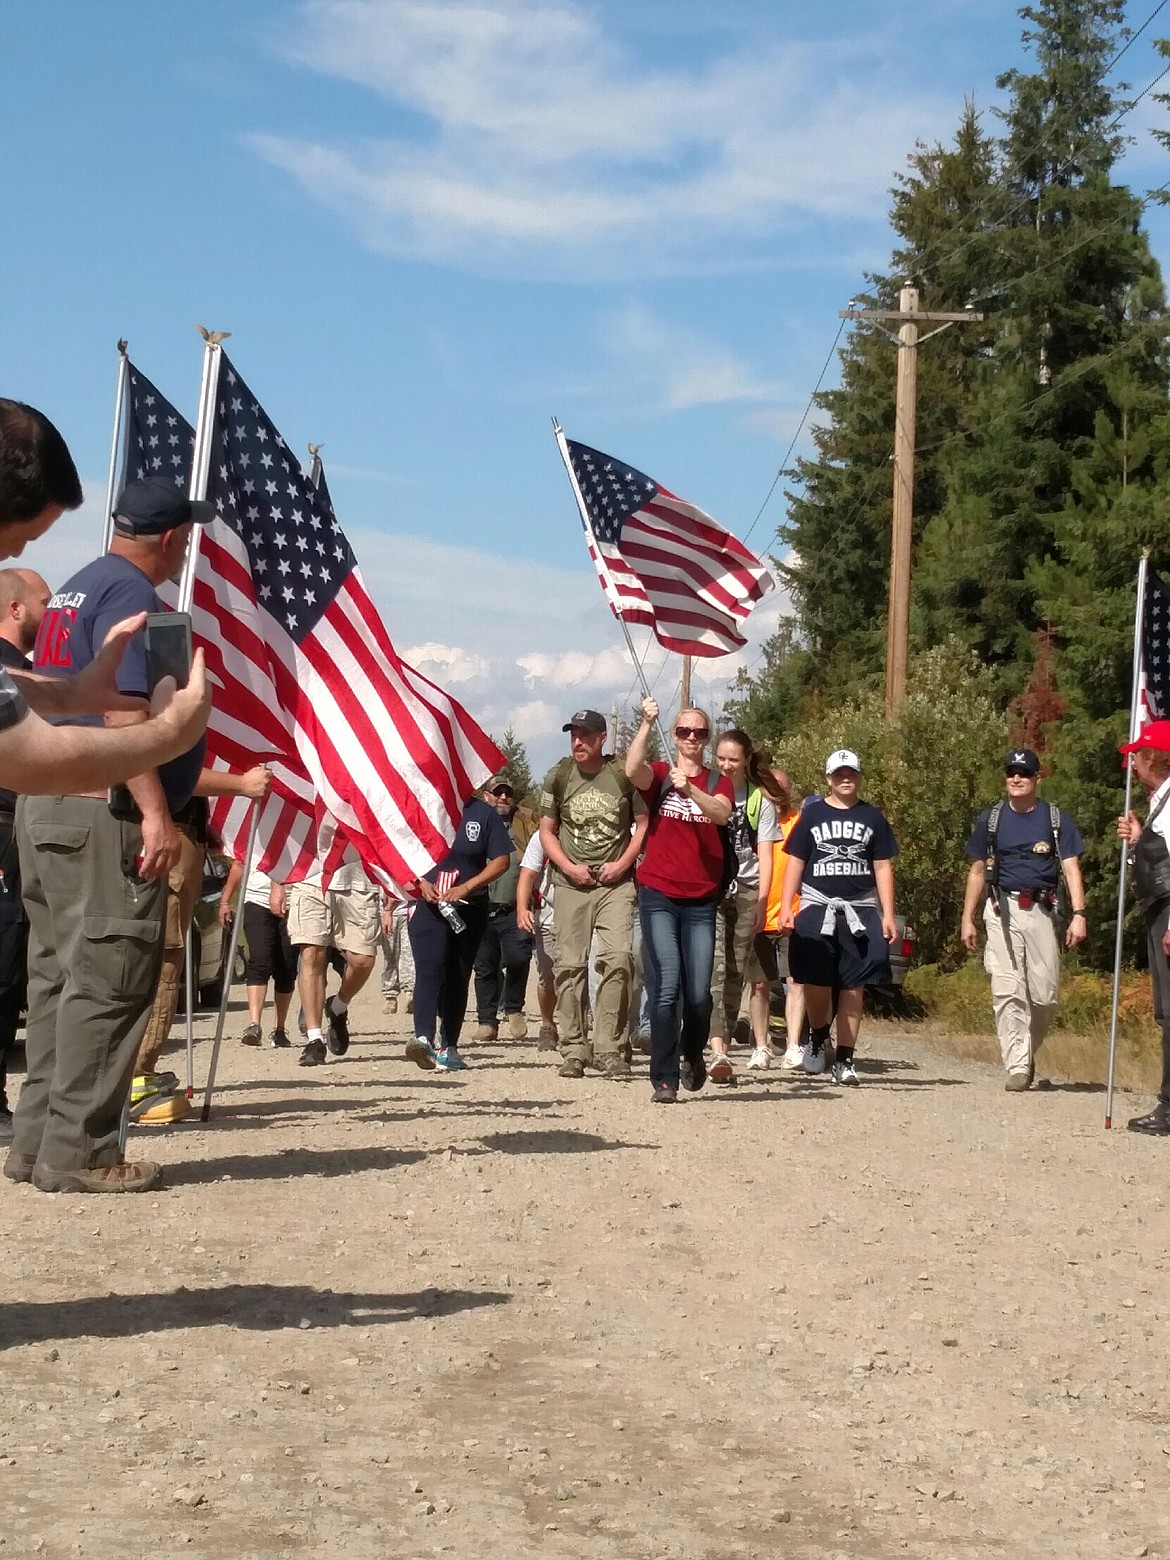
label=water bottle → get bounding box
[436,899,466,934]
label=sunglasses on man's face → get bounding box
[675,726,709,740]
[490,786,514,798]
[1005,768,1033,779]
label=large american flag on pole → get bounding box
[1141,566,1170,720]
[561,435,774,657]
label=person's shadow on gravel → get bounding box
[474,1129,659,1155]
[0,1283,511,1349]
[162,1144,430,1186]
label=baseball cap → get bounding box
[825,748,861,775]
[1119,720,1170,756]
[1004,747,1040,776]
[112,480,215,537]
[486,773,515,795]
[562,709,606,734]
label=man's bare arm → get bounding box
[11,613,153,717]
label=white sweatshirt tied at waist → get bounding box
[800,883,879,937]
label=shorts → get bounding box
[287,882,380,957]
[786,904,891,989]
[533,906,555,988]
[753,932,793,984]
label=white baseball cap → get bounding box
[825,748,861,775]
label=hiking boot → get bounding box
[1004,1070,1030,1092]
[3,1148,36,1184]
[325,997,350,1056]
[298,1039,327,1067]
[537,1022,558,1051]
[599,1056,631,1081]
[240,1022,263,1047]
[506,1012,528,1041]
[405,1036,438,1071]
[270,1027,291,1049]
[32,1158,162,1194]
[679,1054,707,1093]
[651,1083,677,1104]
[558,1058,585,1079]
[471,1023,498,1044]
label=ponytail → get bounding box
[714,728,787,804]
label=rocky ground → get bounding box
[2,987,1169,1560]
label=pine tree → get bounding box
[493,726,535,802]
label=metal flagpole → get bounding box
[184,931,196,1097]
[177,326,229,614]
[201,803,260,1121]
[101,341,130,553]
[552,419,673,759]
[1105,551,1149,1130]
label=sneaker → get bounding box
[506,1012,528,1041]
[240,1022,263,1047]
[435,1047,468,1071]
[780,1045,805,1071]
[679,1054,707,1093]
[270,1027,291,1049]
[325,997,350,1056]
[129,1075,190,1124]
[651,1082,678,1104]
[32,1157,162,1194]
[405,1036,438,1071]
[3,1148,36,1184]
[383,993,398,1014]
[298,1039,327,1068]
[746,1046,773,1070]
[709,1051,735,1085]
[470,1023,498,1044]
[833,1058,860,1087]
[803,1045,826,1076]
[1004,1070,1030,1092]
[537,1023,559,1051]
[557,1058,585,1079]
[599,1056,631,1080]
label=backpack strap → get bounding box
[547,755,575,813]
[1050,802,1064,878]
[986,800,1004,887]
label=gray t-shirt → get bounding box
[728,781,777,894]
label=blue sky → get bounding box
[7,0,1170,774]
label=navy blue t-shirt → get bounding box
[425,798,513,902]
[966,801,1083,893]
[784,797,899,900]
[33,554,205,813]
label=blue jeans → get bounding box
[638,885,717,1089]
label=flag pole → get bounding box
[101,341,130,553]
[552,419,673,759]
[201,802,260,1121]
[1105,550,1149,1130]
[177,325,230,614]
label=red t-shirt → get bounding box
[636,761,735,900]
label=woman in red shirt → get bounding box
[626,695,733,1103]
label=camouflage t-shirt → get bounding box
[539,759,645,886]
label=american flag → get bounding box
[560,434,774,658]
[123,361,320,883]
[196,351,502,887]
[1141,566,1170,720]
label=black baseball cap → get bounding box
[1004,747,1040,777]
[113,480,215,537]
[563,709,606,734]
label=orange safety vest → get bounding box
[763,807,802,932]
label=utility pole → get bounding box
[840,287,983,712]
[610,701,619,753]
[680,655,692,713]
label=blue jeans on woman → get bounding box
[638,884,717,1089]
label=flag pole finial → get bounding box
[195,324,232,345]
[117,338,128,356]
[308,442,323,459]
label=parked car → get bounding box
[176,852,233,1012]
[763,915,917,1039]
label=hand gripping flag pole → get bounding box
[1105,551,1150,1130]
[552,418,673,758]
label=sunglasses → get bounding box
[1004,768,1034,779]
[489,786,514,797]
[675,726,709,740]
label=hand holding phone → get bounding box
[144,611,194,692]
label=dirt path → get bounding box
[3,988,1169,1560]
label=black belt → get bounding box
[488,902,516,918]
[1006,889,1057,911]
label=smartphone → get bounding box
[143,611,193,691]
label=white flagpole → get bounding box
[201,802,260,1121]
[552,419,673,758]
[177,325,229,613]
[101,341,130,553]
[1105,550,1149,1130]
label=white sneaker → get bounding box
[780,1044,805,1071]
[833,1058,860,1087]
[803,1045,827,1076]
[746,1046,772,1070]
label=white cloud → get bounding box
[252,0,950,277]
[600,303,779,412]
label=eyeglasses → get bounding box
[675,726,709,740]
[1004,768,1033,779]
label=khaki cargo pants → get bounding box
[552,878,636,1064]
[982,897,1061,1077]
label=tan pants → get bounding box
[135,826,204,1077]
[552,879,636,1063]
[710,893,763,1040]
[982,898,1061,1076]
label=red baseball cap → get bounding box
[1119,719,1170,755]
